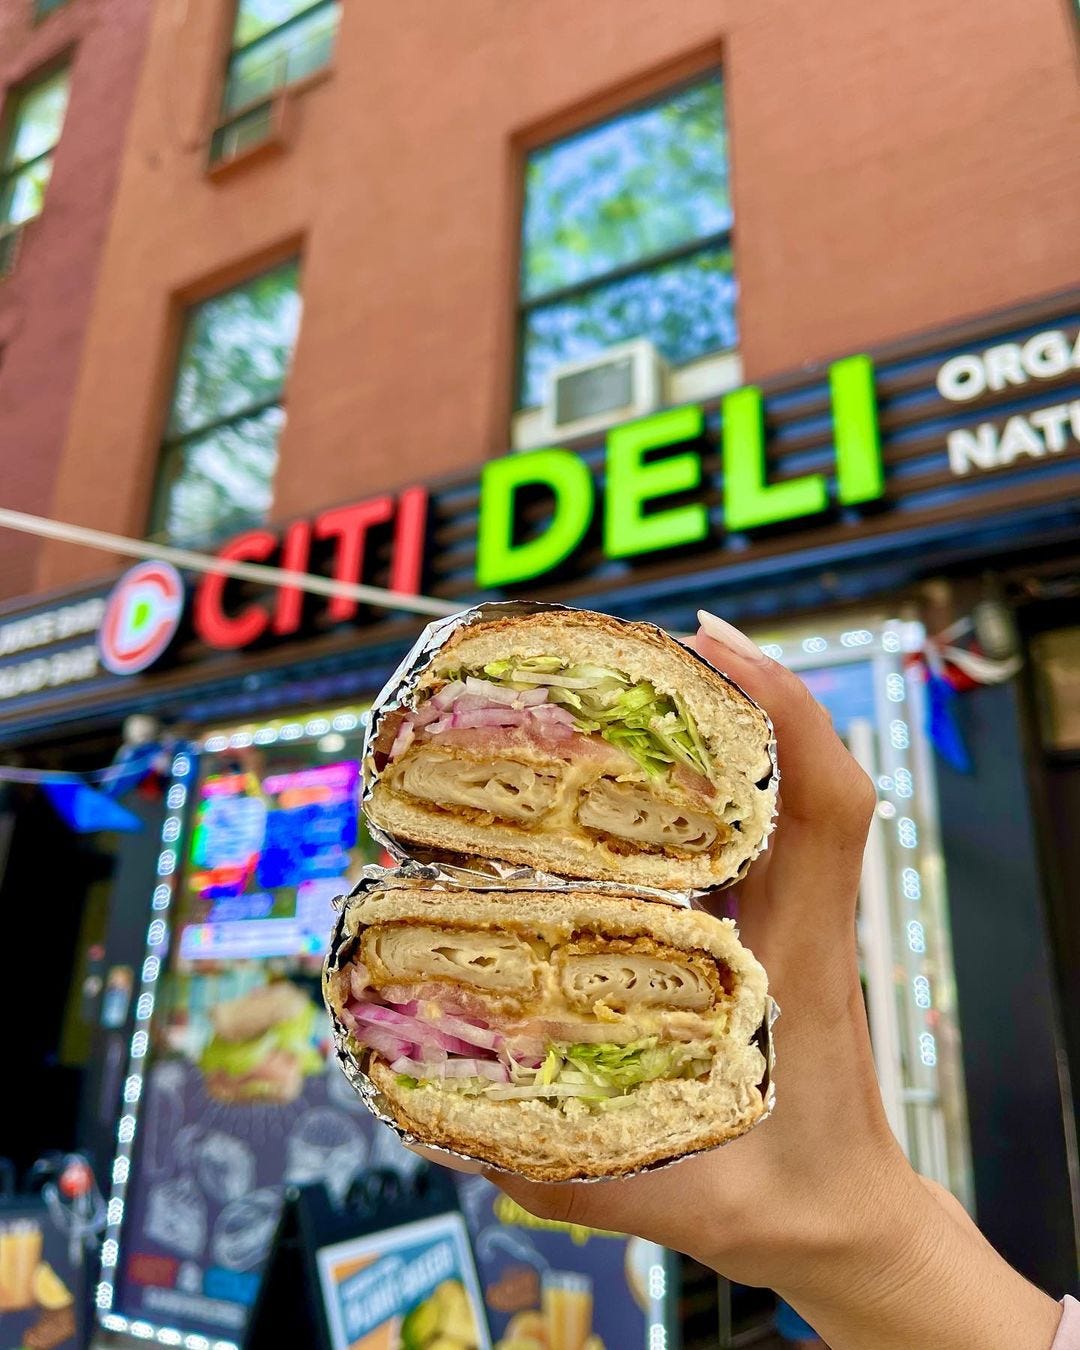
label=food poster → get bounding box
[455,1175,671,1350]
[109,724,423,1342]
[316,1212,490,1350]
[0,1207,79,1350]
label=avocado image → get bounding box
[400,1279,479,1350]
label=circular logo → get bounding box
[99,561,184,675]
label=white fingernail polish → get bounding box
[697,610,766,661]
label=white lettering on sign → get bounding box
[936,328,1080,403]
[0,644,100,700]
[0,597,105,657]
[947,400,1080,475]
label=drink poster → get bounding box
[454,1175,671,1350]
[316,1212,490,1350]
[0,1206,79,1350]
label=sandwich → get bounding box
[366,608,776,890]
[324,877,770,1182]
[201,982,323,1104]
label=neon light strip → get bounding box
[95,749,214,1345]
[755,618,969,1194]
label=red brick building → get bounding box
[0,0,154,598]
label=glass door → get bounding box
[750,616,973,1205]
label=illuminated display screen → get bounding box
[178,752,370,963]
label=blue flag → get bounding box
[926,671,972,773]
[44,781,144,833]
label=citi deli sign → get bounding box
[477,355,883,588]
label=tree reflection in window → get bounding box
[223,0,341,115]
[0,68,71,231]
[151,261,301,546]
[518,76,733,409]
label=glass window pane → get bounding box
[0,157,53,227]
[234,0,322,46]
[225,1,340,111]
[167,260,301,438]
[155,406,284,545]
[519,245,736,407]
[521,78,729,302]
[4,69,70,171]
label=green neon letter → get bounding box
[476,448,593,588]
[830,354,884,504]
[604,405,708,559]
[722,385,828,530]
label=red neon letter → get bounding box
[272,518,312,636]
[389,486,428,595]
[193,529,276,649]
[315,498,393,623]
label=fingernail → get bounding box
[697,610,766,661]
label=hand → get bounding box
[415,612,1063,1350]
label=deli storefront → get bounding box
[1,287,1078,1346]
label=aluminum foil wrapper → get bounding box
[361,599,779,903]
[322,863,779,1183]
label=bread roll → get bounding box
[366,608,777,890]
[324,878,771,1182]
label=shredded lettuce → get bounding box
[476,658,711,780]
[413,1038,714,1112]
[395,1073,420,1089]
[563,1038,710,1089]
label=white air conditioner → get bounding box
[541,339,668,442]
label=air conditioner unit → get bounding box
[542,339,668,441]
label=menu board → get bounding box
[179,756,366,963]
[109,722,401,1343]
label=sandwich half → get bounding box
[324,878,771,1181]
[366,608,777,890]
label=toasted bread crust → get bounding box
[367,609,777,888]
[326,882,770,1180]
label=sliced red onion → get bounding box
[359,1025,415,1060]
[380,995,420,1014]
[350,1001,496,1057]
[419,1010,499,1051]
[425,680,467,713]
[388,718,415,760]
[349,965,371,1000]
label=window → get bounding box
[150,260,302,546]
[222,0,341,115]
[0,67,71,236]
[517,76,734,409]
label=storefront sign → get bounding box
[477,354,882,587]
[0,597,105,701]
[99,562,185,675]
[192,487,428,650]
[1,295,1078,732]
[937,325,1080,476]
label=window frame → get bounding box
[220,0,340,117]
[514,70,733,411]
[0,63,71,235]
[147,259,302,547]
